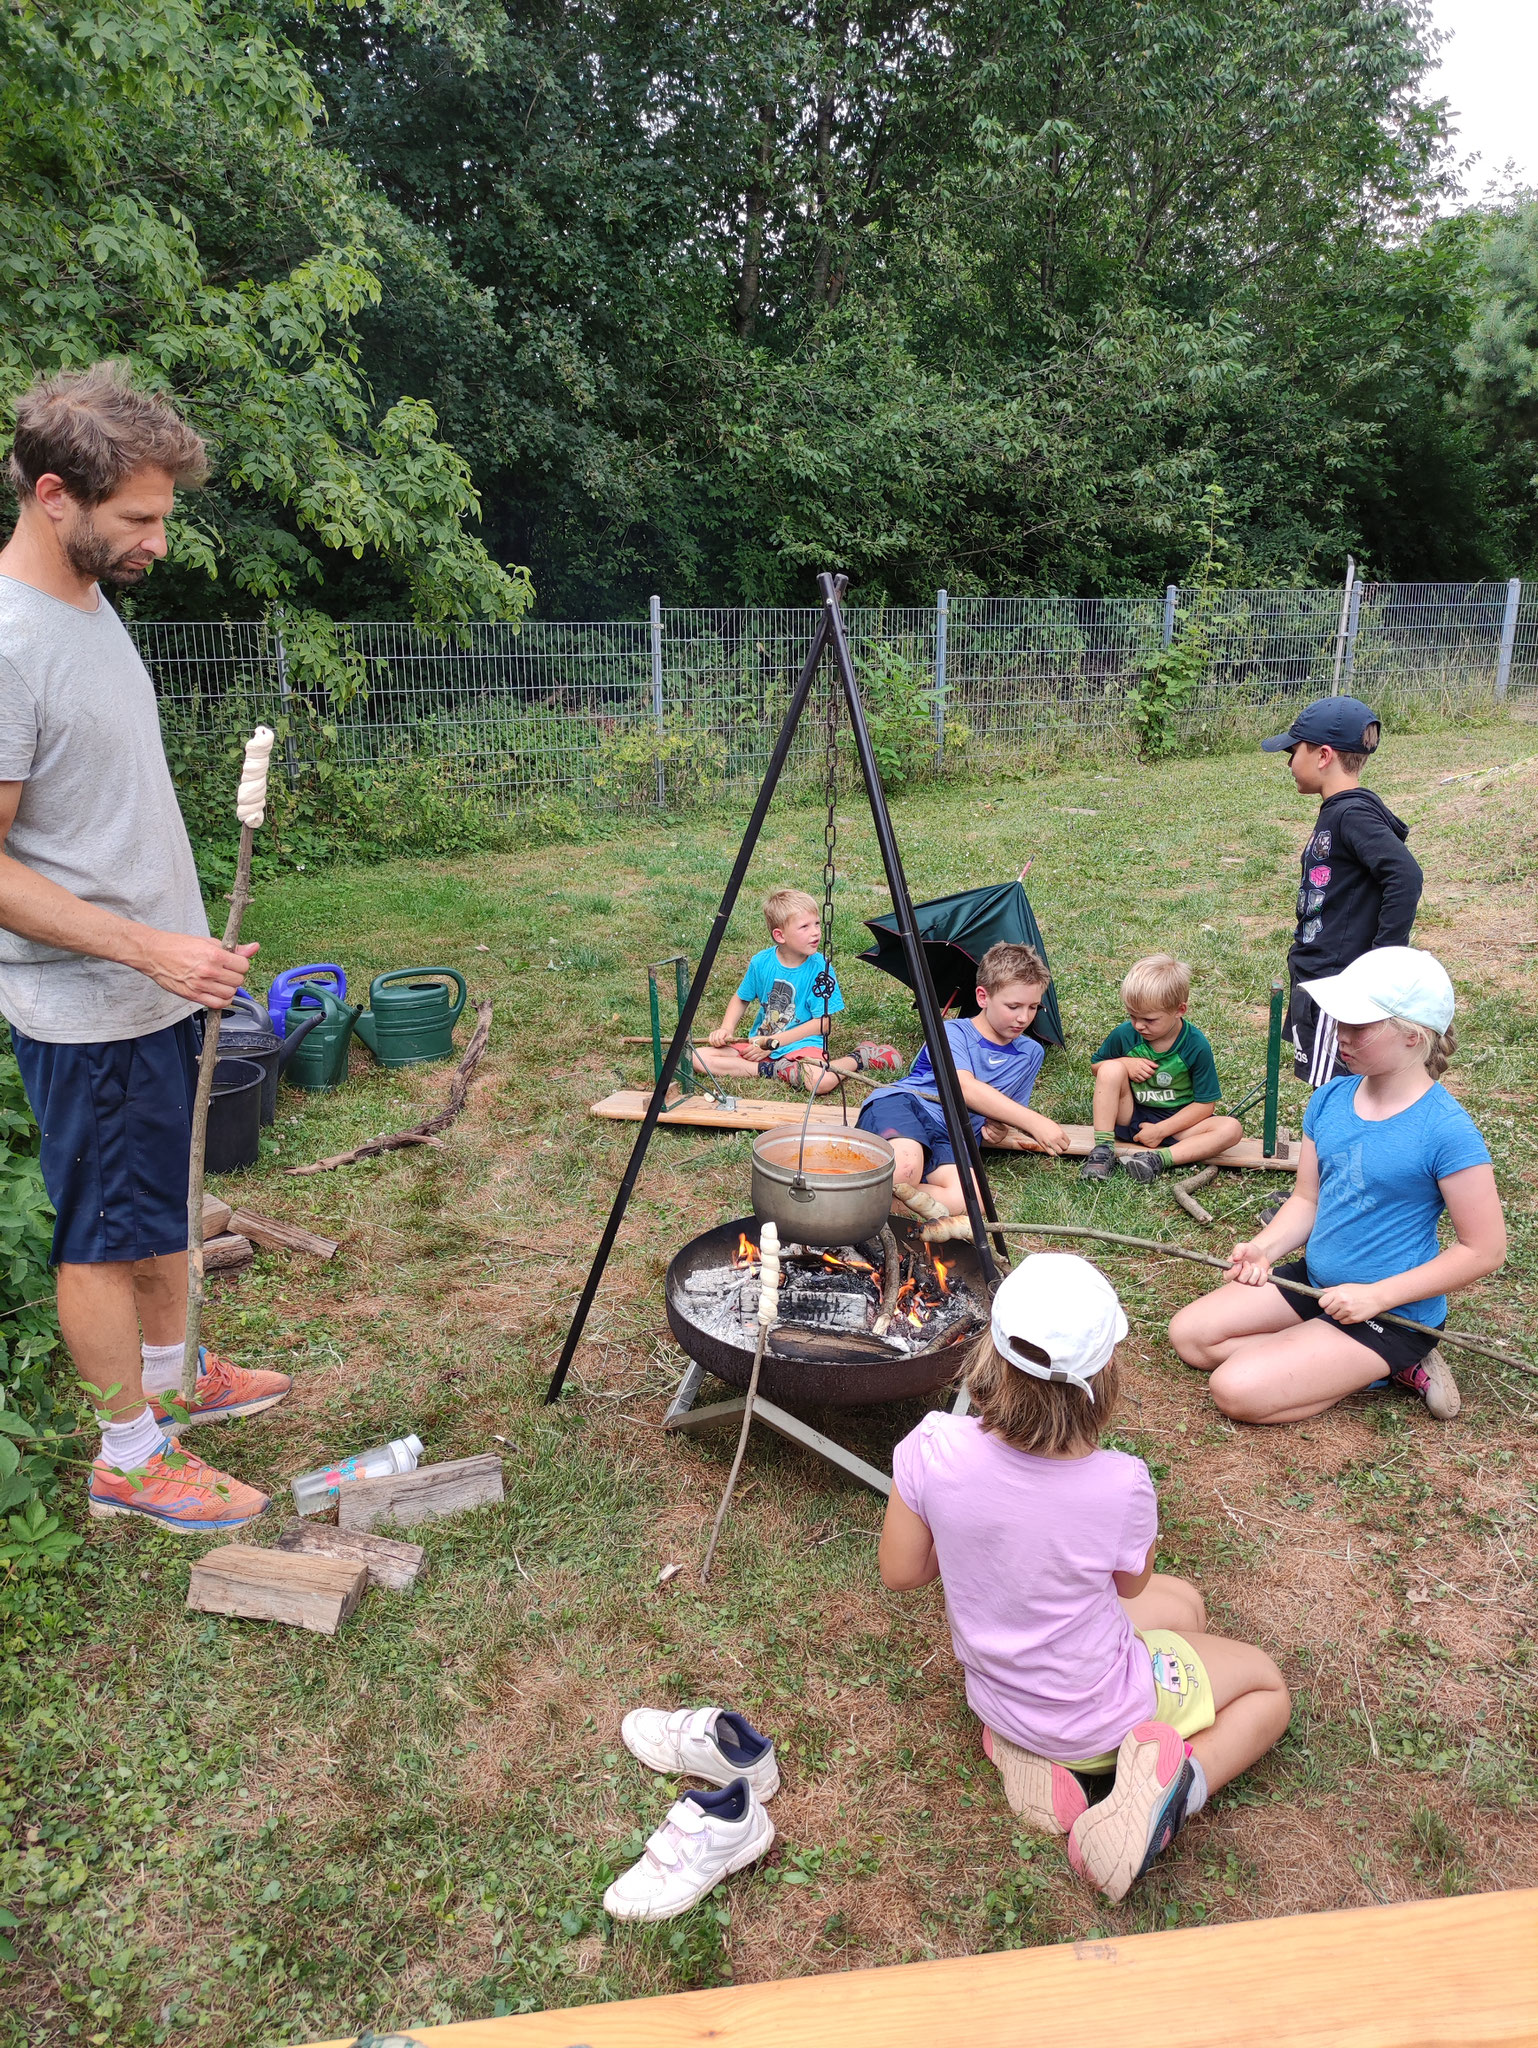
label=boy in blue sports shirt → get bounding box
[694,887,898,1096]
[857,943,1069,1217]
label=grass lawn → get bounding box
[5,723,1538,2047]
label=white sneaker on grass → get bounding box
[603,1779,775,1922]
[620,1706,781,1800]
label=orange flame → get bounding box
[932,1255,951,1296]
[734,1233,760,1267]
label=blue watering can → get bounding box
[267,964,348,1038]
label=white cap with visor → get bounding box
[1300,945,1454,1034]
[990,1252,1128,1402]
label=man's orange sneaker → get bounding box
[149,1349,292,1433]
[88,1441,269,1534]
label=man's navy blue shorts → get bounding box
[857,1090,959,1173]
[10,1018,198,1265]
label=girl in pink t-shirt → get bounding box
[881,1254,1290,1902]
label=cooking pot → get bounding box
[750,1125,896,1247]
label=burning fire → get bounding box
[932,1255,951,1295]
[819,1251,874,1273]
[733,1233,760,1267]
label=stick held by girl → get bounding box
[880,1255,1290,1901]
[1170,947,1505,1424]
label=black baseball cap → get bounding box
[1260,695,1380,754]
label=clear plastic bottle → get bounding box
[291,1435,425,1515]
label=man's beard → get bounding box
[61,513,149,588]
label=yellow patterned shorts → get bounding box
[1064,1628,1216,1775]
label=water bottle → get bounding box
[291,1435,425,1515]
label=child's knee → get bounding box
[1168,1301,1212,1367]
[1208,1363,1272,1423]
[1210,1115,1242,1151]
[1168,1576,1206,1632]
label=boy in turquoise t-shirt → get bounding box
[694,888,898,1095]
[1081,954,1242,1183]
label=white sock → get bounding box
[140,1341,188,1395]
[100,1405,168,1473]
[1184,1750,1209,1818]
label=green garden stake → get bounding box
[648,954,697,1097]
[1263,978,1284,1159]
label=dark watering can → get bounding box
[283,984,361,1092]
[354,968,467,1067]
[267,964,347,1039]
[212,993,324,1125]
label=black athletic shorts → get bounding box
[10,1018,198,1265]
[1115,1099,1165,1144]
[1273,1258,1443,1375]
[1285,985,1340,1088]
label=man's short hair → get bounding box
[8,362,208,507]
[978,942,1050,995]
[1121,953,1191,1014]
[762,887,820,938]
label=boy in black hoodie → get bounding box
[1261,696,1422,1086]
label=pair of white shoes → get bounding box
[603,1707,780,1922]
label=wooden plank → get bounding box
[274,1517,424,1592]
[337,1453,505,1533]
[201,1194,232,1238]
[589,1091,1298,1172]
[293,1888,1538,2047]
[229,1208,340,1259]
[204,1232,254,1272]
[187,1545,365,1635]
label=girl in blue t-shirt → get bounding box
[1169,948,1504,1424]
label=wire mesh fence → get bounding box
[132,579,1530,815]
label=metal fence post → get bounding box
[1162,584,1178,647]
[934,588,948,771]
[272,621,299,790]
[649,594,665,808]
[1340,577,1363,693]
[1496,576,1522,702]
[1330,556,1356,693]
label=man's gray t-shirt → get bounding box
[0,576,207,1043]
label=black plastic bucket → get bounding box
[206,1057,264,1174]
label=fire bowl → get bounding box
[666,1215,984,1410]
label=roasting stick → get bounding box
[701,1221,780,1582]
[181,726,273,1402]
[902,1204,1536,1376]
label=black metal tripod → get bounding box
[546,572,1004,1406]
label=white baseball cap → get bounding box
[990,1252,1128,1401]
[1300,946,1455,1034]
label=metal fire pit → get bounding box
[666,1214,983,1410]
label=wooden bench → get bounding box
[295,1887,1535,2045]
[589,1088,1298,1172]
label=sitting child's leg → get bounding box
[1171,1285,1384,1423]
[1118,1571,1206,1636]
[1162,1112,1244,1165]
[1182,1631,1291,1796]
[1090,1058,1136,1138]
[691,1044,764,1079]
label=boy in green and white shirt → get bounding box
[1081,954,1243,1183]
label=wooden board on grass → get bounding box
[588,1089,1297,1171]
[337,1453,504,1533]
[229,1209,340,1259]
[275,1518,424,1592]
[292,1887,1538,2048]
[187,1545,366,1634]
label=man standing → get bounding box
[1261,695,1423,1087]
[0,363,290,1532]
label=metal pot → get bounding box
[750,1126,895,1247]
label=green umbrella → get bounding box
[859,879,1064,1047]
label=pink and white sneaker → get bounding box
[854,1042,902,1074]
[981,1725,1088,1834]
[1066,1721,1195,1901]
[1391,1347,1460,1420]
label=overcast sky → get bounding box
[1425,0,1537,198]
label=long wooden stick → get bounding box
[285,999,493,1175]
[701,1221,779,1582]
[182,825,256,1399]
[923,1217,1536,1377]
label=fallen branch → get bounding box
[905,1208,1537,1376]
[286,999,493,1176]
[1172,1163,1219,1227]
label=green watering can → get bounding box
[354,967,467,1067]
[282,984,361,1092]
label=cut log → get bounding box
[337,1453,505,1533]
[275,1517,424,1592]
[229,1209,340,1259]
[186,1544,365,1634]
[205,1232,255,1272]
[201,1194,232,1238]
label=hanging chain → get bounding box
[812,657,839,1020]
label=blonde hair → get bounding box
[1121,953,1191,1014]
[963,1330,1119,1457]
[978,942,1050,996]
[1390,1016,1457,1080]
[763,887,819,939]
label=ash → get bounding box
[679,1241,972,1357]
